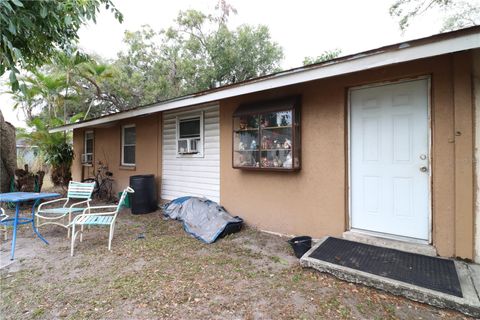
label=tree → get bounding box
[0,0,122,91]
[18,115,83,187]
[303,49,342,66]
[11,71,68,122]
[9,3,284,121]
[390,0,480,31]
[10,49,120,122]
[104,5,283,108]
[168,8,284,89]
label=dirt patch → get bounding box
[0,209,473,319]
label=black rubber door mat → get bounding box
[308,237,462,297]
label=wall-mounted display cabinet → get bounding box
[232,96,301,171]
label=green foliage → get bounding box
[8,4,283,122]
[106,5,283,107]
[440,1,480,31]
[389,0,479,31]
[9,49,119,121]
[303,49,342,66]
[18,116,82,186]
[0,0,123,91]
[11,70,68,121]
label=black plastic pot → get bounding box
[288,236,312,258]
[129,174,157,214]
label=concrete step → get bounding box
[342,230,437,256]
[300,237,480,318]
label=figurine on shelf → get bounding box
[273,157,280,167]
[250,140,257,150]
[283,138,292,149]
[268,113,278,127]
[262,136,268,149]
[261,136,271,149]
[281,113,292,126]
[261,118,269,128]
[238,141,245,151]
[283,153,292,168]
[238,154,245,165]
[276,113,283,127]
[274,140,281,149]
[248,116,259,129]
[261,157,271,167]
[239,117,247,130]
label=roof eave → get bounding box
[50,28,480,133]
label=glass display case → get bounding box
[232,96,301,171]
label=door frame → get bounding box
[347,76,432,244]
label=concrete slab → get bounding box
[300,237,480,318]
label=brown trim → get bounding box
[453,51,474,259]
[231,96,301,171]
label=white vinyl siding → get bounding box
[162,105,220,202]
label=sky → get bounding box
[1,0,447,128]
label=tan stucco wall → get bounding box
[220,53,475,259]
[72,114,162,200]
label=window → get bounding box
[176,113,203,156]
[82,131,94,164]
[232,96,301,170]
[122,125,136,166]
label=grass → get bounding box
[0,210,472,320]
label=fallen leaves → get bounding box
[0,213,473,320]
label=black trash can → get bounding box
[129,174,158,214]
[288,236,312,258]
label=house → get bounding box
[52,26,480,263]
[16,138,39,169]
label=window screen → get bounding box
[179,118,200,138]
[122,126,136,165]
[85,131,94,154]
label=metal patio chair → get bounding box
[70,186,134,256]
[36,181,95,237]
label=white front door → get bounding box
[350,79,430,241]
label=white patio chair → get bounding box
[1,208,8,240]
[70,186,134,256]
[36,181,95,237]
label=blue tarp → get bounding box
[163,197,243,243]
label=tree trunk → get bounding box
[0,110,17,192]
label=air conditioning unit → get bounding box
[189,138,199,153]
[81,153,93,164]
[178,138,200,154]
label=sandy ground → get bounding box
[0,208,474,320]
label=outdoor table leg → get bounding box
[32,199,49,245]
[10,202,20,260]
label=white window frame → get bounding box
[176,112,204,158]
[82,130,94,165]
[121,124,136,166]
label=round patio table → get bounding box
[0,192,60,260]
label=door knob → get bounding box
[420,166,428,173]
